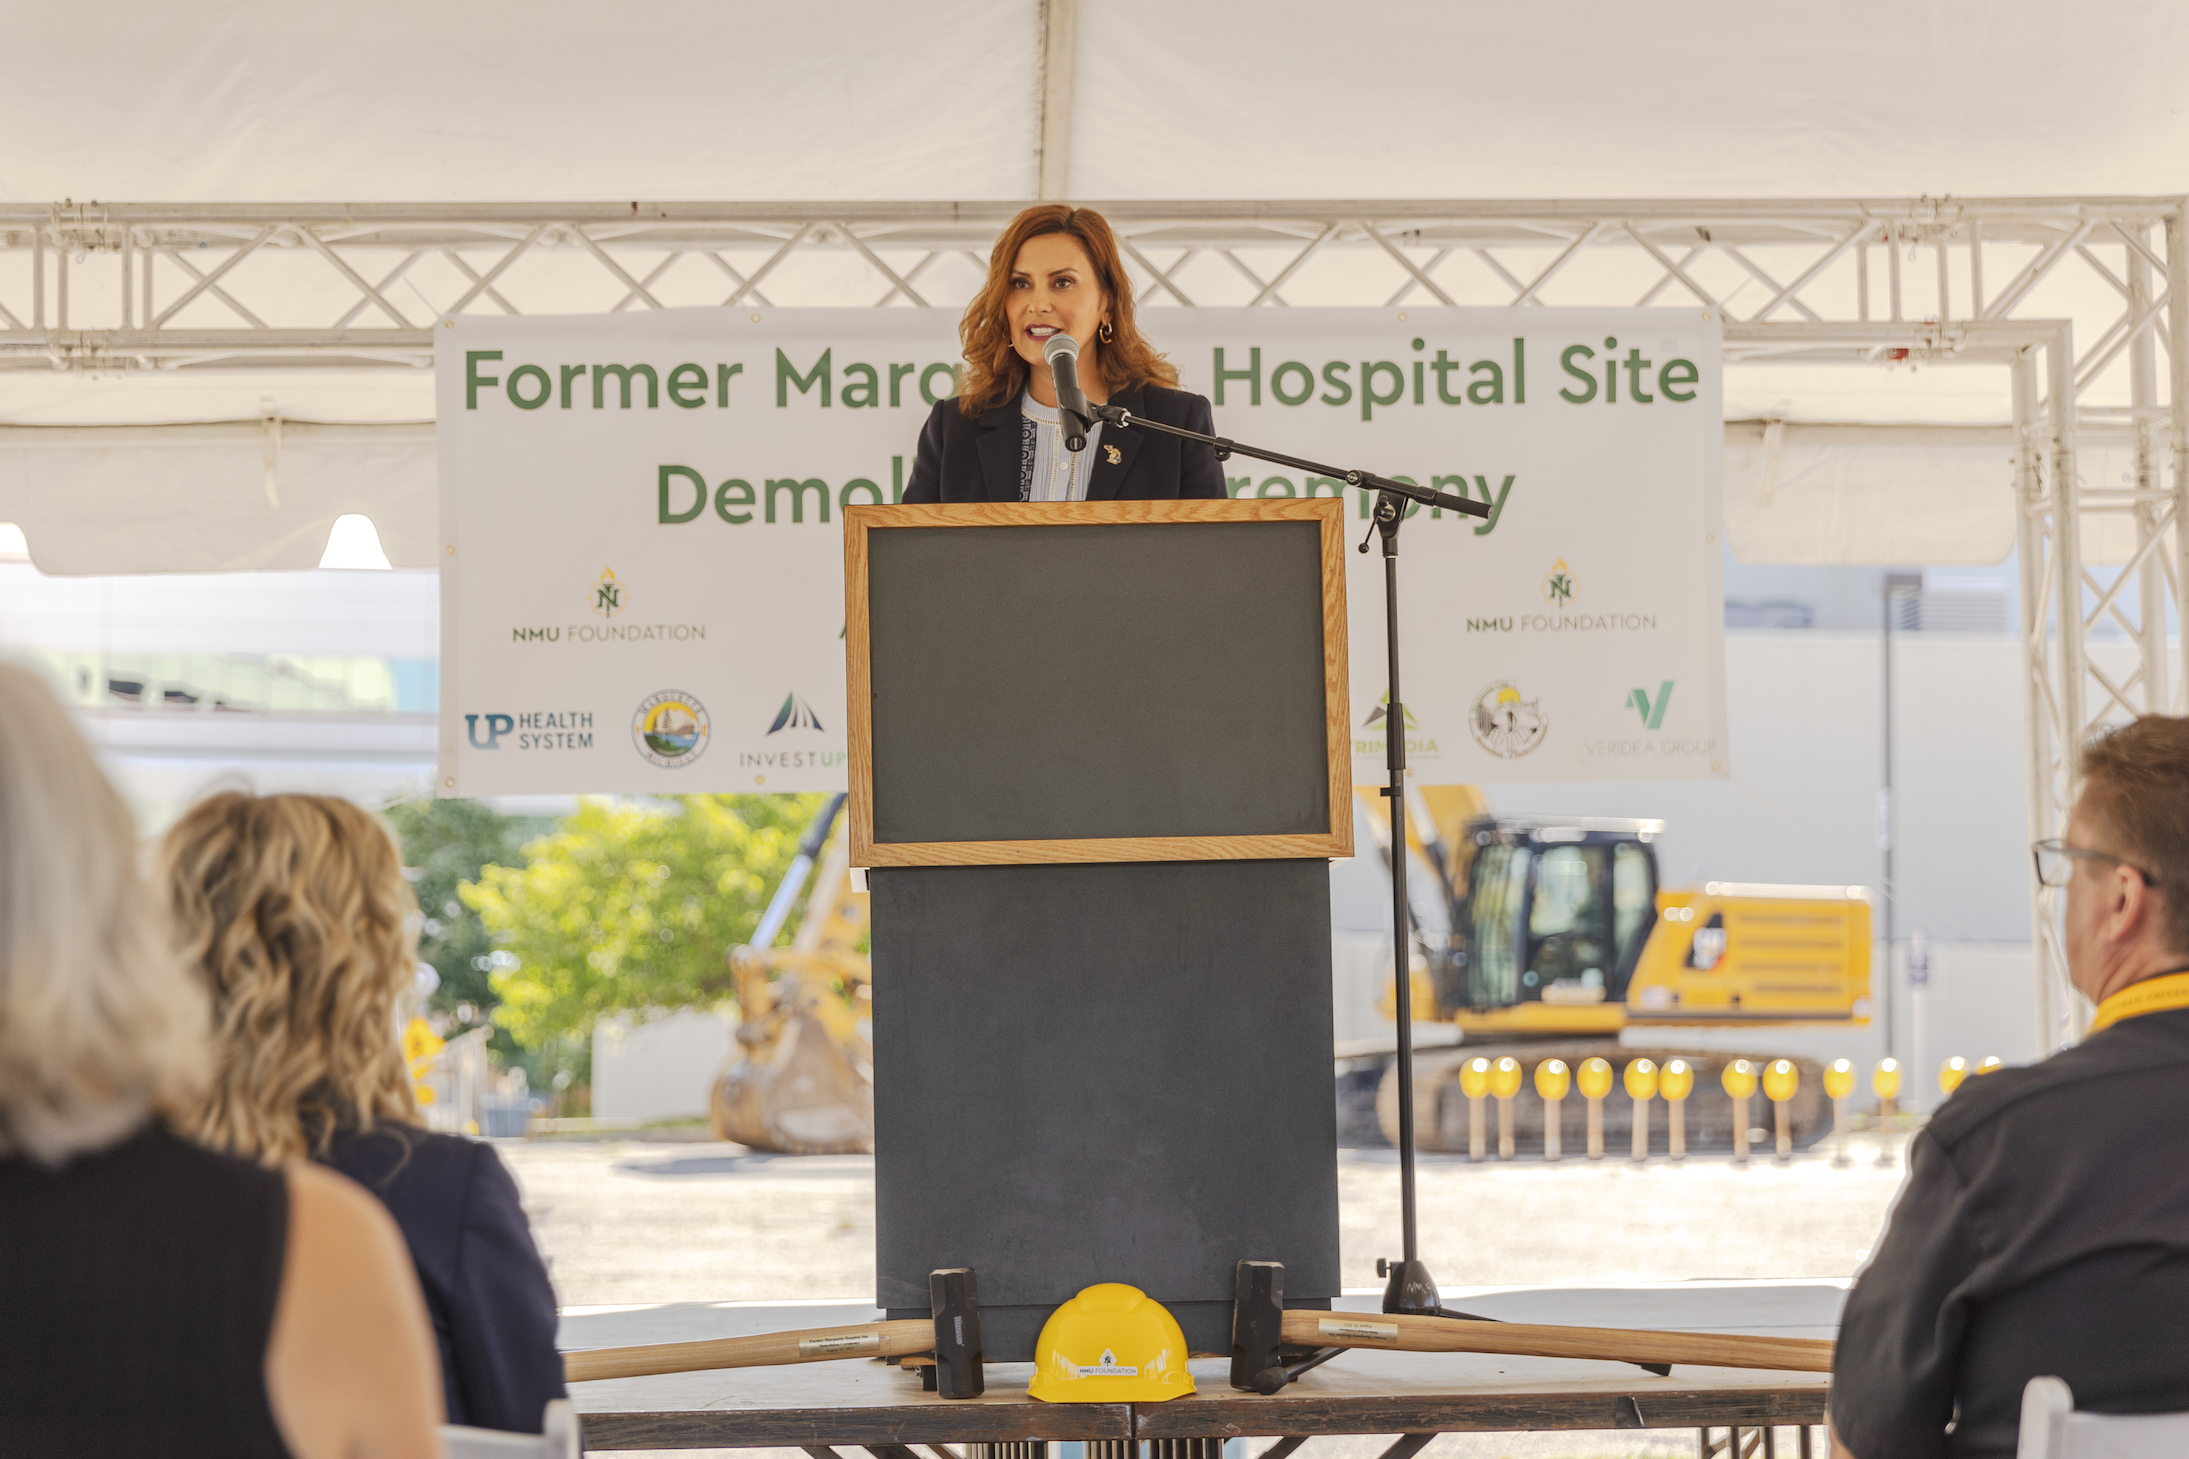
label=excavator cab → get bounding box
[1442,820,1663,1025]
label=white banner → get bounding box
[437,307,1725,795]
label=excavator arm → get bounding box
[711,796,876,1154]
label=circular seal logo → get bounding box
[1469,679,1549,759]
[632,690,710,768]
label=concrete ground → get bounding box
[503,1132,1913,1308]
[506,1134,1907,1459]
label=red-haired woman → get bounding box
[904,205,1226,503]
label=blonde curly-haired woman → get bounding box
[164,790,565,1434]
[0,663,440,1458]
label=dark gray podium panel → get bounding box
[871,858,1340,1361]
[866,520,1330,844]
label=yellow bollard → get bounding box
[1975,1055,2004,1076]
[1722,1058,1758,1165]
[1624,1058,1658,1162]
[1938,1055,1968,1097]
[1458,1057,1492,1162]
[1535,1059,1571,1162]
[1873,1057,1902,1168]
[1491,1056,1523,1160]
[1762,1059,1799,1162]
[1661,1058,1694,1160]
[1578,1057,1613,1160]
[1824,1058,1855,1168]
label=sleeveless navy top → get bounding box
[0,1120,292,1457]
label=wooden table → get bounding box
[562,1283,1844,1455]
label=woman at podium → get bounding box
[904,205,1226,504]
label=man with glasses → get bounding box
[1827,714,2189,1458]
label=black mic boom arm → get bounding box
[1087,402,1489,519]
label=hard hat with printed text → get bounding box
[1028,1284,1196,1403]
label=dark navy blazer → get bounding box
[903,383,1228,503]
[322,1125,565,1433]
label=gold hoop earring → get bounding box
[1098,321,1115,345]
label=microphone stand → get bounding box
[1089,400,1494,1322]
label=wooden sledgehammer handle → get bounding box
[1279,1310,1832,1373]
[565,1318,935,1383]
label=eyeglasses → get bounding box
[2032,838,2162,889]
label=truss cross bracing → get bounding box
[3,194,2183,1053]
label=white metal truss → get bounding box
[1,194,2183,1051]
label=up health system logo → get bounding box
[632,690,710,768]
[465,711,594,751]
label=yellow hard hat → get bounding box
[1577,1056,1613,1100]
[1824,1058,1855,1099]
[1873,1057,1901,1099]
[1534,1058,1570,1100]
[1624,1058,1658,1100]
[1028,1284,1196,1404]
[1762,1059,1798,1103]
[1458,1057,1492,1099]
[1939,1055,1968,1094]
[1659,1058,1694,1101]
[1721,1058,1758,1099]
[1490,1056,1523,1099]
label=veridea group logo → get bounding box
[632,690,710,768]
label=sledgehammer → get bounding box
[1230,1262,1832,1394]
[564,1267,985,1398]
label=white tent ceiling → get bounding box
[14,0,2189,203]
[4,1,2186,571]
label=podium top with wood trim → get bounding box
[843,499,1351,868]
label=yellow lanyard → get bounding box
[2087,969,2189,1034]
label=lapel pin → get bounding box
[1104,444,1122,465]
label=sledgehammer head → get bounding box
[1231,1260,1289,1394]
[929,1268,984,1398]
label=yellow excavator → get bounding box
[710,795,875,1155]
[1359,786,1872,1152]
[713,790,1871,1155]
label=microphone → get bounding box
[1041,332,1093,452]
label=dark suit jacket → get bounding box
[322,1124,565,1433]
[903,383,1228,503]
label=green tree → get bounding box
[465,794,823,1049]
[383,799,551,1037]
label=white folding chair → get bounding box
[2018,1377,2189,1458]
[439,1399,580,1459]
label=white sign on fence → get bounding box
[436,306,1725,795]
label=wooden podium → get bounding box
[844,498,1351,1362]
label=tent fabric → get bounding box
[1723,422,2017,566]
[8,1,2189,202]
[6,2,2186,572]
[0,422,436,574]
